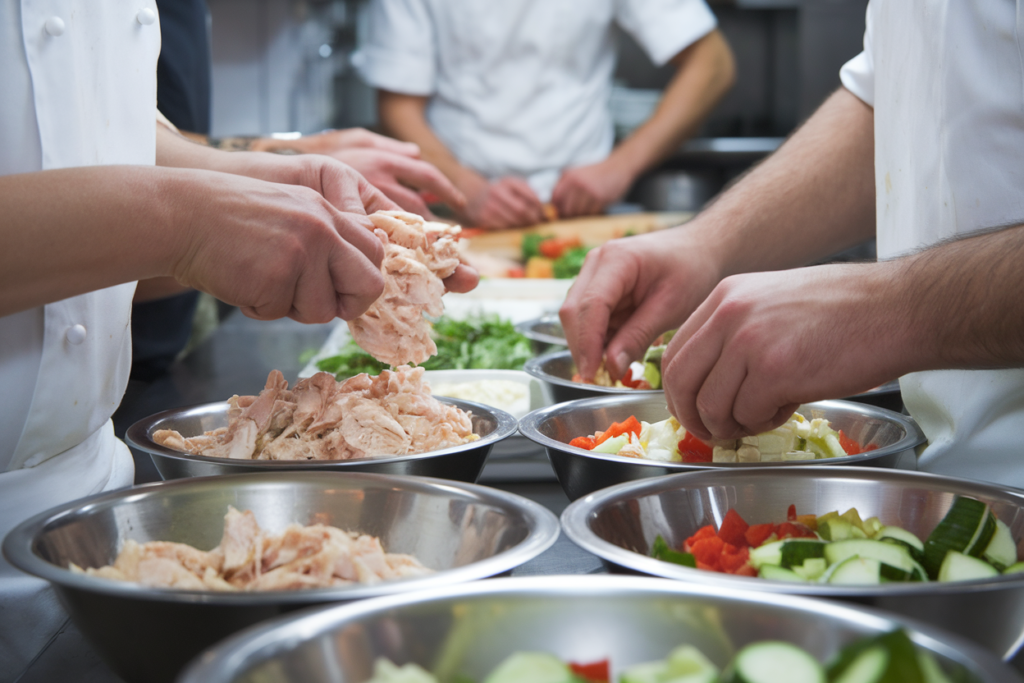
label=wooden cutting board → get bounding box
[463,212,692,260]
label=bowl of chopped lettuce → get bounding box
[177,574,1019,683]
[518,394,924,500]
[561,467,1024,663]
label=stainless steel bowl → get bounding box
[514,315,566,354]
[178,575,1020,683]
[524,349,664,403]
[2,472,560,683]
[561,466,1024,661]
[519,393,925,500]
[126,397,516,482]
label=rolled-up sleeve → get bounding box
[616,0,717,66]
[352,0,437,96]
[839,2,875,107]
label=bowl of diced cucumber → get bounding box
[561,466,1024,663]
[178,575,1020,683]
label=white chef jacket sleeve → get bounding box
[616,0,718,67]
[839,2,875,107]
[352,0,437,96]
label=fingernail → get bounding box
[613,352,630,375]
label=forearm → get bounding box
[689,87,876,279]
[610,29,736,181]
[156,124,306,186]
[378,91,487,195]
[889,224,1024,371]
[0,167,190,316]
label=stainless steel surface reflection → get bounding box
[2,472,559,683]
[561,467,1024,661]
[179,575,1021,683]
[519,394,924,500]
[126,397,517,481]
[524,350,664,403]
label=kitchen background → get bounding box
[206,0,869,215]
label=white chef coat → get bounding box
[840,0,1024,487]
[354,0,716,201]
[0,0,159,677]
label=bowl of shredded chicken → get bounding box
[128,365,516,482]
[2,471,560,683]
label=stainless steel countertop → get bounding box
[19,311,603,683]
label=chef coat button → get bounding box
[136,8,156,25]
[66,324,87,345]
[44,16,65,36]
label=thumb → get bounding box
[604,304,671,380]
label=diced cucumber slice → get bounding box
[643,362,662,390]
[819,518,854,542]
[666,644,720,680]
[826,629,926,683]
[723,641,825,683]
[830,645,888,683]
[1003,561,1024,575]
[759,564,808,582]
[876,526,925,561]
[643,345,666,368]
[828,557,882,585]
[779,540,826,568]
[792,557,828,581]
[367,659,438,683]
[916,651,955,683]
[982,518,1017,571]
[748,541,784,569]
[619,661,665,683]
[824,540,915,572]
[923,497,994,579]
[481,652,572,683]
[937,551,999,582]
[878,562,918,583]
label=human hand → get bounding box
[332,148,465,217]
[171,170,386,324]
[559,227,721,383]
[462,176,546,229]
[551,159,634,218]
[660,263,905,441]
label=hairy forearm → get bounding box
[0,167,190,316]
[378,91,486,194]
[689,87,876,279]
[155,124,305,186]
[610,30,736,180]
[890,224,1024,370]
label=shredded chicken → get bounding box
[348,210,461,366]
[153,366,477,461]
[71,506,433,591]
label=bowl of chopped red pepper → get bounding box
[560,466,1024,663]
[517,393,923,500]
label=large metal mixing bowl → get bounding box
[519,394,925,499]
[178,575,1020,683]
[561,466,1024,661]
[524,349,664,402]
[2,472,559,683]
[126,397,516,481]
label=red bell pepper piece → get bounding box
[569,659,610,682]
[569,436,596,450]
[744,523,776,548]
[787,504,798,521]
[619,367,641,389]
[678,432,713,463]
[690,536,725,570]
[838,429,862,455]
[684,525,718,552]
[717,509,750,547]
[720,546,751,574]
[595,416,642,445]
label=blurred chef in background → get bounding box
[0,1,476,675]
[560,0,1024,487]
[355,0,735,229]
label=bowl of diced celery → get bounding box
[561,466,1024,663]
